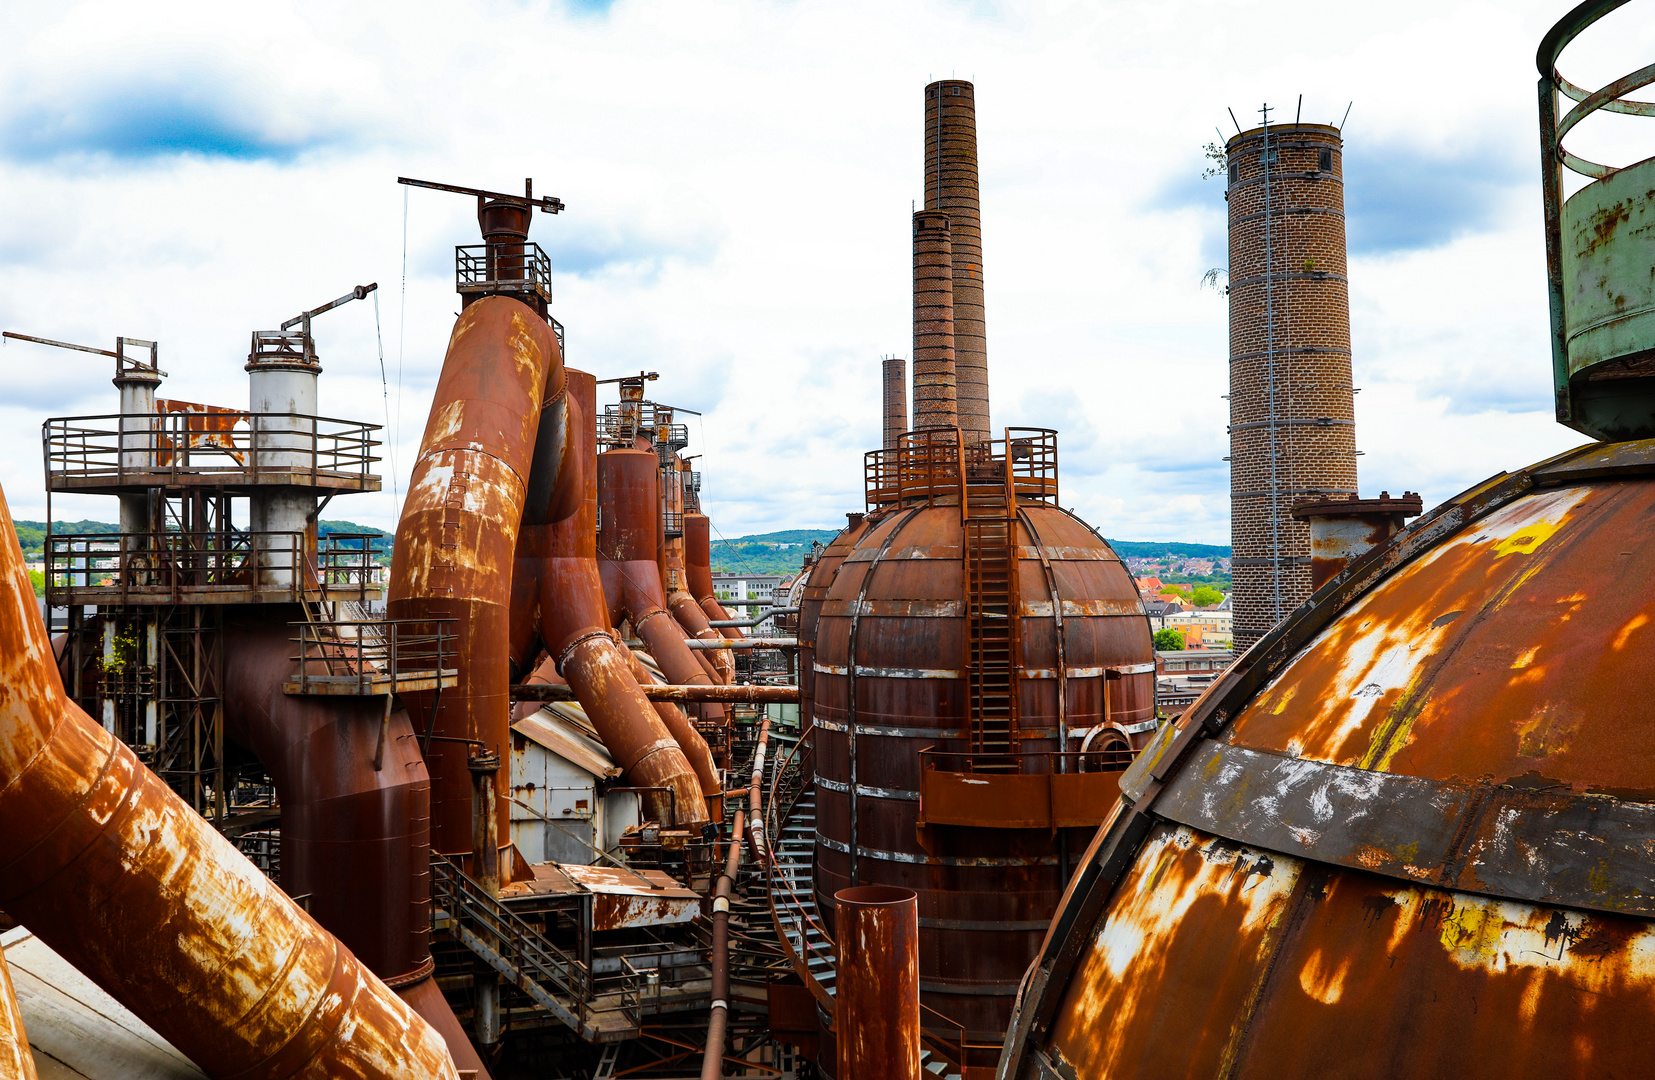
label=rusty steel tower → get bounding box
[924,79,989,445]
[1225,112,1358,651]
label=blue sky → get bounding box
[1,0,1650,544]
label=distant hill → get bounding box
[13,518,390,555]
[710,528,841,577]
[1106,540,1231,558]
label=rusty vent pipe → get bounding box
[389,295,567,862]
[515,371,711,828]
[599,447,730,765]
[834,885,921,1080]
[912,209,957,432]
[686,512,745,642]
[0,487,458,1079]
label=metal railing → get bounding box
[866,426,1059,510]
[43,411,380,488]
[455,242,553,305]
[430,852,638,1034]
[288,618,456,695]
[44,531,382,602]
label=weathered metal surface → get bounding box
[1292,491,1422,590]
[684,512,748,653]
[1001,445,1655,1077]
[1539,0,1655,440]
[513,681,799,703]
[813,496,1152,1037]
[598,446,730,735]
[516,373,707,828]
[389,293,562,859]
[0,487,459,1079]
[919,760,1124,831]
[798,514,874,734]
[223,612,438,986]
[835,885,921,1080]
[0,947,35,1080]
[684,636,797,650]
[703,807,745,1080]
[563,864,700,929]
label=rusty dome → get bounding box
[808,427,1154,1041]
[999,14,1655,1072]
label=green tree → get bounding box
[1190,585,1224,608]
[28,569,45,598]
[1162,584,1192,600]
[1153,628,1185,651]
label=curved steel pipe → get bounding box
[390,294,566,860]
[0,950,36,1080]
[686,513,745,642]
[0,489,458,1080]
[623,643,723,820]
[220,612,489,1077]
[701,807,745,1080]
[598,447,731,739]
[516,372,709,828]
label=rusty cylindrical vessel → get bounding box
[796,513,873,733]
[514,371,710,828]
[1001,444,1655,1080]
[912,209,957,432]
[924,79,988,445]
[0,950,35,1080]
[0,487,458,1080]
[686,512,745,641]
[390,294,565,861]
[599,447,730,740]
[835,885,921,1080]
[812,434,1154,1041]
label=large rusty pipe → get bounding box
[669,589,735,684]
[517,372,709,829]
[701,807,745,1080]
[658,454,730,685]
[599,448,731,727]
[0,490,458,1079]
[218,613,488,1078]
[686,513,745,642]
[622,642,723,819]
[390,294,565,860]
[834,886,921,1080]
[0,950,36,1080]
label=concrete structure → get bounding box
[1225,119,1357,651]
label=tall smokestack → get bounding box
[924,79,988,444]
[911,209,957,431]
[883,355,908,449]
[1225,118,1357,651]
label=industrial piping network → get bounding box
[0,487,459,1079]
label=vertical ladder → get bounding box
[963,452,1019,766]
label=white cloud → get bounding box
[0,0,1647,545]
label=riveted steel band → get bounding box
[1156,741,1655,919]
[815,833,1060,867]
[815,776,920,801]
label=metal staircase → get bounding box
[962,457,1019,765]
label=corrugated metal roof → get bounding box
[511,710,620,779]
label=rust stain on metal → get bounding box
[389,293,563,860]
[835,885,921,1080]
[0,485,458,1079]
[0,949,36,1080]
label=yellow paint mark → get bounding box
[1270,684,1298,716]
[1510,646,1539,670]
[1357,670,1429,773]
[1612,612,1650,651]
[1492,515,1569,558]
[1439,902,1504,959]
